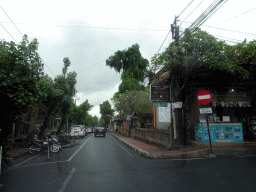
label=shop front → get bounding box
[194,88,254,143]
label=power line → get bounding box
[182,0,206,23]
[0,23,17,43]
[54,24,170,32]
[0,6,23,36]
[157,30,172,55]
[181,21,256,37]
[77,59,106,74]
[218,8,256,25]
[178,0,195,18]
[83,76,120,90]
[136,24,169,44]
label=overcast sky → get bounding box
[1,0,256,119]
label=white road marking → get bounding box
[110,135,134,157]
[1,154,40,173]
[67,136,91,162]
[237,155,256,157]
[58,167,76,192]
[8,161,68,169]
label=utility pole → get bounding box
[170,16,184,146]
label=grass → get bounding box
[229,151,237,157]
[243,151,252,156]
[200,154,208,158]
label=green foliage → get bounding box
[106,44,149,95]
[98,118,105,127]
[0,35,44,126]
[1,138,14,164]
[106,44,149,81]
[69,100,93,125]
[92,115,99,127]
[111,90,153,121]
[100,100,114,127]
[151,29,255,81]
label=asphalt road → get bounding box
[1,133,256,192]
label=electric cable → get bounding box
[218,8,256,25]
[181,21,256,37]
[178,0,195,18]
[188,0,219,31]
[189,0,222,32]
[83,75,120,90]
[0,23,17,43]
[0,6,23,36]
[191,0,228,32]
[181,0,205,24]
[157,30,172,55]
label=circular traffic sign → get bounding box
[197,90,212,105]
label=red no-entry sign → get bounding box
[197,90,212,105]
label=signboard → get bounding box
[158,107,171,122]
[195,123,243,143]
[197,90,212,105]
[150,84,171,102]
[172,102,182,108]
[153,102,168,107]
[200,108,212,114]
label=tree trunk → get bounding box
[38,108,53,139]
[56,118,65,135]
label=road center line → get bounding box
[58,167,76,192]
[110,135,134,157]
[67,136,91,162]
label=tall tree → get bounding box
[92,115,98,127]
[0,35,44,138]
[100,100,114,127]
[106,44,149,93]
[62,57,71,79]
[38,74,63,139]
[68,100,93,125]
[111,90,153,122]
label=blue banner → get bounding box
[195,123,243,143]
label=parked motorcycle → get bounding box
[28,134,61,155]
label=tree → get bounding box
[106,44,149,93]
[100,100,114,127]
[111,90,153,122]
[92,115,98,127]
[0,35,44,138]
[37,74,64,139]
[151,28,252,94]
[98,118,105,127]
[68,99,93,125]
[54,57,77,135]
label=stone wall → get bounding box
[132,128,172,150]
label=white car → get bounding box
[70,125,86,138]
[86,127,93,133]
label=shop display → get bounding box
[195,91,251,143]
[195,123,243,142]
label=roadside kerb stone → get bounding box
[110,133,212,159]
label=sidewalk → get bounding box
[109,132,256,159]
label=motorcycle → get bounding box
[28,134,61,155]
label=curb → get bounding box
[109,133,212,159]
[109,133,256,159]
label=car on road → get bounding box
[94,127,105,137]
[70,125,86,138]
[86,127,93,133]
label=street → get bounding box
[1,133,256,192]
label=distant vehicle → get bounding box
[86,127,93,133]
[94,127,105,137]
[70,125,86,138]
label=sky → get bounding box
[1,0,256,120]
